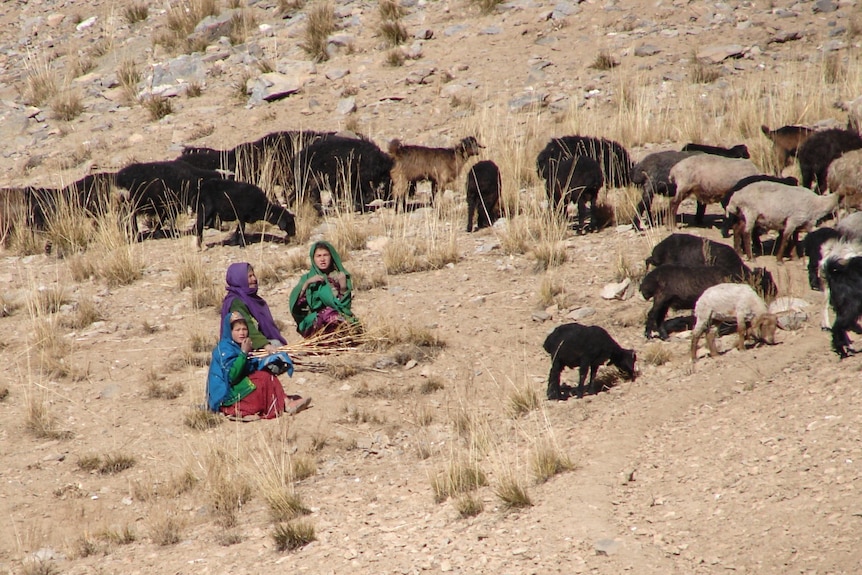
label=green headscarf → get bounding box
[289,241,356,335]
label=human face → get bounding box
[247,266,258,290]
[313,246,332,272]
[231,321,249,344]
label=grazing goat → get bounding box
[536,135,633,189]
[796,128,862,192]
[296,136,393,213]
[726,181,839,262]
[690,283,777,361]
[630,150,698,229]
[640,263,775,340]
[719,174,799,241]
[802,227,842,291]
[465,160,501,232]
[645,233,749,275]
[195,180,295,247]
[668,155,760,228]
[180,130,334,202]
[761,124,815,173]
[542,323,637,400]
[826,149,862,210]
[681,143,750,159]
[821,239,862,357]
[389,136,483,210]
[545,155,604,233]
[115,160,227,239]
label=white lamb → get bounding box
[690,283,778,362]
[726,181,839,262]
[667,155,760,228]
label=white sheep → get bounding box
[667,155,760,228]
[827,149,862,211]
[690,283,778,361]
[726,181,840,262]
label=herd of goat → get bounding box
[3,123,862,397]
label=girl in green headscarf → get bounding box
[289,241,359,337]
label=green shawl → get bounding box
[288,241,355,334]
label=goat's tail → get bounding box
[388,139,404,157]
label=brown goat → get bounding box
[388,136,483,210]
[761,124,815,173]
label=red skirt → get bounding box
[220,370,286,419]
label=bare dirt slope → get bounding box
[2,1,862,574]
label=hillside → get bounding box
[2,1,862,574]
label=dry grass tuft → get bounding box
[590,49,619,70]
[229,10,259,45]
[470,0,503,14]
[454,493,484,517]
[26,392,73,440]
[531,441,575,484]
[62,299,103,330]
[51,87,84,121]
[279,0,307,16]
[690,54,721,84]
[326,362,361,379]
[97,525,136,545]
[351,267,388,291]
[265,487,312,522]
[141,95,173,120]
[380,20,408,46]
[507,384,540,417]
[291,455,318,481]
[124,2,149,24]
[68,254,97,282]
[420,376,445,394]
[184,408,223,430]
[148,509,185,546]
[21,557,60,575]
[614,249,646,282]
[538,273,564,307]
[273,520,316,551]
[822,52,846,84]
[532,239,568,272]
[23,60,58,106]
[146,378,185,400]
[379,0,406,21]
[117,59,140,104]
[30,286,69,316]
[166,0,219,37]
[301,2,336,62]
[494,472,533,509]
[431,458,488,503]
[206,451,253,527]
[642,342,672,366]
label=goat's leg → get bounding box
[736,321,747,351]
[694,200,707,226]
[547,361,568,401]
[587,363,601,396]
[705,327,720,357]
[775,225,793,263]
[576,364,589,399]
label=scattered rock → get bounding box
[567,307,596,320]
[325,68,350,80]
[776,310,808,331]
[601,278,632,300]
[532,311,551,322]
[696,44,744,63]
[247,72,305,104]
[594,538,622,556]
[635,44,662,57]
[336,97,356,115]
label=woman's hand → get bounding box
[303,275,325,291]
[330,271,347,291]
[241,337,253,354]
[264,343,278,354]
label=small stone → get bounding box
[336,97,356,115]
[634,44,661,57]
[325,68,350,80]
[601,278,631,300]
[404,359,418,370]
[567,307,596,320]
[532,311,550,322]
[594,538,622,556]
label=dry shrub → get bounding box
[51,87,84,121]
[96,525,136,545]
[614,249,645,282]
[532,239,567,272]
[9,225,44,256]
[21,558,60,575]
[301,2,336,62]
[538,273,563,307]
[379,0,405,20]
[494,472,533,509]
[61,299,103,330]
[351,267,387,291]
[26,391,73,440]
[23,59,57,106]
[454,494,484,518]
[229,10,258,45]
[184,408,223,430]
[30,285,69,316]
[420,376,445,394]
[291,455,318,481]
[141,95,173,120]
[326,362,361,379]
[380,20,408,46]
[690,54,721,84]
[117,59,140,103]
[431,458,488,503]
[279,0,307,17]
[77,453,136,474]
[531,441,574,484]
[823,52,846,84]
[273,520,316,551]
[146,378,184,400]
[69,52,96,77]
[43,195,94,256]
[507,384,539,417]
[206,450,253,527]
[166,0,219,37]
[124,2,149,24]
[642,342,672,366]
[148,508,185,546]
[186,82,203,97]
[470,0,502,14]
[68,254,97,282]
[0,388,9,402]
[342,405,384,424]
[590,49,618,70]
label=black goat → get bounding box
[640,264,775,340]
[681,142,750,159]
[195,180,295,247]
[545,155,604,233]
[465,160,501,232]
[295,136,393,213]
[180,130,335,202]
[802,227,841,291]
[115,160,227,239]
[797,128,862,192]
[536,135,633,189]
[543,323,637,400]
[630,150,698,230]
[821,241,862,357]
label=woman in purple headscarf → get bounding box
[220,262,287,353]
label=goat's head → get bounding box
[749,313,778,346]
[274,207,296,237]
[457,137,484,158]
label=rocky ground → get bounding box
[2,0,862,574]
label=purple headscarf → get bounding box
[220,262,286,344]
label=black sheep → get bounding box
[680,143,751,159]
[545,155,604,233]
[195,180,296,247]
[645,233,747,273]
[465,160,501,232]
[536,135,633,189]
[640,264,775,340]
[821,242,862,357]
[295,136,393,213]
[115,160,227,239]
[797,128,862,192]
[801,227,841,290]
[630,150,698,230]
[543,323,637,400]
